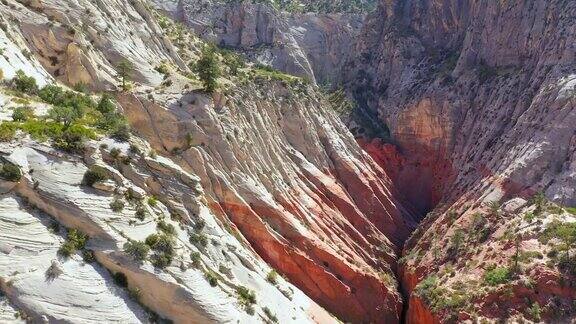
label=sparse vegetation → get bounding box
[0,76,129,153]
[326,88,356,116]
[193,45,221,93]
[110,198,125,212]
[266,270,278,284]
[124,240,150,262]
[116,59,134,91]
[82,165,108,186]
[58,228,88,257]
[414,275,467,313]
[253,0,377,14]
[236,286,256,314]
[0,161,21,182]
[539,220,576,275]
[483,267,510,286]
[263,306,278,323]
[12,106,35,122]
[145,233,175,269]
[11,70,38,94]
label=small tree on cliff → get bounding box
[116,59,134,91]
[194,46,221,93]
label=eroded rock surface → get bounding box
[151,0,367,85]
[344,0,576,322]
[0,0,415,323]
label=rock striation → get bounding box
[0,0,417,323]
[151,0,367,85]
[344,0,576,322]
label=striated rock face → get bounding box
[0,0,187,89]
[151,0,366,85]
[116,78,417,322]
[0,0,417,323]
[345,0,576,322]
[346,0,576,209]
[4,0,576,322]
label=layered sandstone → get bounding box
[151,0,366,85]
[0,0,417,322]
[345,0,576,322]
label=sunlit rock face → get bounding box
[151,0,367,85]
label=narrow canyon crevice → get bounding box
[359,134,456,323]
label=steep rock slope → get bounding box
[151,0,367,85]
[0,0,416,323]
[0,91,331,323]
[345,0,576,322]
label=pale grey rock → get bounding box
[93,179,117,192]
[152,0,365,85]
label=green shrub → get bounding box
[157,219,175,235]
[193,45,221,93]
[147,196,158,207]
[19,120,64,141]
[124,240,150,262]
[38,84,64,104]
[0,122,16,142]
[73,82,89,93]
[145,233,175,269]
[193,218,205,231]
[528,303,541,321]
[58,241,76,257]
[190,252,201,268]
[189,232,208,247]
[110,121,130,142]
[12,70,38,94]
[263,307,278,323]
[236,286,256,314]
[82,165,108,186]
[97,94,116,115]
[205,270,218,287]
[110,148,121,158]
[0,161,21,182]
[58,228,88,257]
[52,126,90,153]
[135,206,146,221]
[266,270,278,284]
[484,267,510,286]
[110,198,125,212]
[39,85,95,111]
[12,106,34,122]
[154,63,170,75]
[48,105,83,127]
